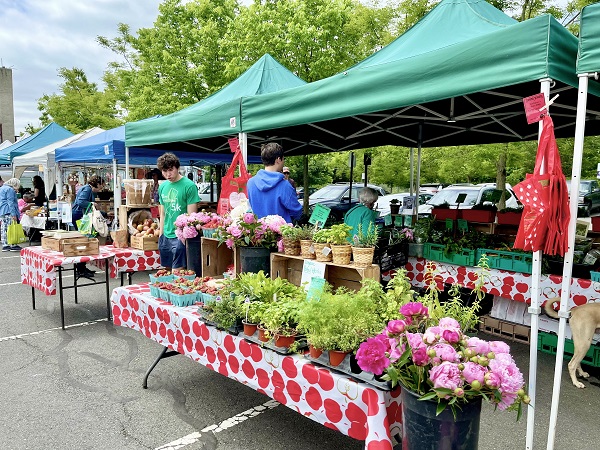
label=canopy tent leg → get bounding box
[546,74,591,450]
[415,124,423,217]
[525,77,552,450]
[239,132,248,167]
[112,158,121,220]
[125,146,130,179]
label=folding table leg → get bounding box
[142,346,179,389]
[105,258,110,320]
[31,286,36,310]
[58,266,65,330]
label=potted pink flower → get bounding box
[356,301,530,448]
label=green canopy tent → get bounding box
[125,53,306,155]
[240,0,600,155]
[547,4,600,449]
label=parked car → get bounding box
[566,180,600,216]
[375,192,433,216]
[296,187,317,200]
[197,182,219,202]
[307,183,389,222]
[418,184,445,195]
[419,183,520,214]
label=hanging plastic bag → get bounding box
[513,115,570,256]
[76,204,96,237]
[217,142,251,215]
[92,206,108,237]
[7,222,27,245]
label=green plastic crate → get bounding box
[424,243,475,266]
[476,249,532,274]
[537,331,600,367]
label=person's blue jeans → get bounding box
[159,235,187,269]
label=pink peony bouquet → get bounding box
[174,212,222,241]
[217,213,287,250]
[356,301,530,418]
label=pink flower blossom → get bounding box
[489,341,511,355]
[438,317,460,330]
[243,213,255,224]
[386,319,407,336]
[462,361,488,385]
[277,239,284,252]
[430,343,459,365]
[442,329,461,344]
[429,361,462,391]
[423,326,441,345]
[466,336,490,355]
[412,346,430,366]
[400,302,428,324]
[356,334,392,375]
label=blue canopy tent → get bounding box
[0,123,73,164]
[55,125,261,217]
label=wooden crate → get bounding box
[130,234,159,250]
[62,238,100,257]
[270,253,380,292]
[201,237,240,277]
[42,236,89,252]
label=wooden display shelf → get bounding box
[270,253,380,292]
[201,237,240,277]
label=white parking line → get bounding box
[155,400,280,450]
[0,318,108,342]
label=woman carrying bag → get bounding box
[71,175,104,278]
[0,178,23,252]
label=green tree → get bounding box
[37,67,123,133]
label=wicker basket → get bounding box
[352,246,375,267]
[331,244,352,265]
[314,242,333,262]
[300,240,315,259]
[283,238,301,256]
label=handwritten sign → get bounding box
[306,277,327,301]
[394,215,403,227]
[404,215,413,227]
[446,219,454,230]
[384,214,392,226]
[457,219,468,232]
[523,93,546,124]
[309,204,331,228]
[300,259,326,292]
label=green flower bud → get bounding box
[471,380,482,390]
[427,349,437,357]
[523,395,531,404]
[487,351,495,360]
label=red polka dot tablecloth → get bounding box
[20,245,120,296]
[403,257,598,308]
[111,285,402,449]
[91,245,161,278]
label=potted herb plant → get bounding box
[297,224,315,259]
[351,223,379,266]
[260,297,303,347]
[313,228,333,262]
[326,223,352,265]
[389,198,401,215]
[280,224,301,256]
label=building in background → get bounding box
[0,67,16,143]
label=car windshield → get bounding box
[309,185,348,200]
[566,180,592,195]
[198,184,213,194]
[428,188,479,206]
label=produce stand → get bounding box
[111,284,403,449]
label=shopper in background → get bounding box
[0,176,4,187]
[157,153,200,271]
[71,175,104,278]
[247,143,302,223]
[32,175,47,207]
[0,178,22,252]
[18,193,35,218]
[282,167,297,190]
[344,187,379,243]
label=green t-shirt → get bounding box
[158,177,200,238]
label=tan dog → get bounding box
[544,298,600,388]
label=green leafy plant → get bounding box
[209,294,243,329]
[280,224,301,240]
[352,223,379,247]
[296,224,315,240]
[313,228,330,244]
[261,297,303,337]
[390,198,400,205]
[412,217,435,243]
[326,223,352,245]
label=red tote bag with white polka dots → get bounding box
[513,116,570,255]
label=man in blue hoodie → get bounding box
[247,142,303,223]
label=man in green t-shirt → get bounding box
[157,153,200,270]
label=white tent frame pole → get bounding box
[415,124,422,217]
[56,165,63,229]
[112,158,121,221]
[239,132,248,166]
[409,147,414,196]
[525,77,551,450]
[546,73,591,450]
[125,146,130,178]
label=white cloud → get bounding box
[0,0,163,135]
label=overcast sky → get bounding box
[0,0,164,136]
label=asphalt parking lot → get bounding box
[2,244,600,450]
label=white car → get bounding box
[375,192,433,216]
[197,182,219,202]
[419,183,520,214]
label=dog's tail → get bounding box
[544,298,560,319]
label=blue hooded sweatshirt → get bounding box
[247,169,303,223]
